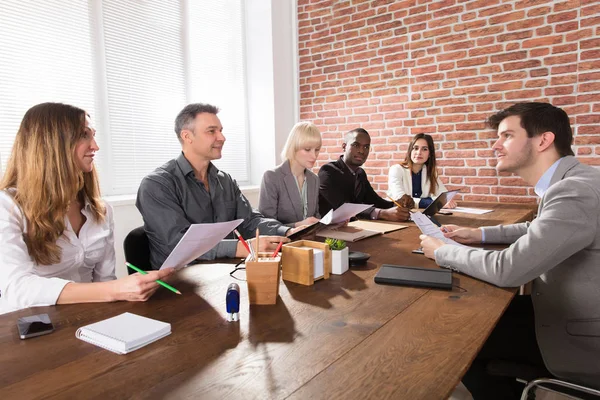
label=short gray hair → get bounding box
[174,103,220,142]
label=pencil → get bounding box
[386,195,404,208]
[255,228,260,261]
[233,229,252,257]
[126,262,181,295]
[271,241,284,258]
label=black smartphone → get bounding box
[17,314,54,339]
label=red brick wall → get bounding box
[298,0,600,203]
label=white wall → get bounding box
[109,0,298,278]
[246,0,299,182]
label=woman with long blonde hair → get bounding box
[0,103,174,314]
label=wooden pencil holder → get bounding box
[245,252,281,305]
[281,240,331,286]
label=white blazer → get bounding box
[387,164,446,205]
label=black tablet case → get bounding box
[374,264,452,290]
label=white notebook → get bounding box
[76,312,171,355]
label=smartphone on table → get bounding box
[17,313,54,339]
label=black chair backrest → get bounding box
[123,226,152,273]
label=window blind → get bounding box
[101,0,186,195]
[0,0,96,174]
[0,0,250,194]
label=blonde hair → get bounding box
[281,122,322,161]
[0,103,105,265]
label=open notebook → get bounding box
[76,312,171,355]
[316,220,408,242]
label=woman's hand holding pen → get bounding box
[110,268,177,302]
[440,224,482,244]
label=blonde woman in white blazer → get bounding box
[387,133,456,209]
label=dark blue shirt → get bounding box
[412,170,433,208]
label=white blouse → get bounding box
[387,164,447,205]
[0,190,116,315]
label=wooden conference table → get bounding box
[0,202,536,400]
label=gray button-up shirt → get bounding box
[136,153,289,269]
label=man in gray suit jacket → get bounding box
[420,102,600,397]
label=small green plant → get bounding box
[325,238,347,251]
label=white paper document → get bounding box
[410,212,470,248]
[159,219,244,270]
[446,207,493,215]
[320,203,373,225]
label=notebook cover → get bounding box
[76,312,171,354]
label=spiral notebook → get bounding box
[76,312,171,355]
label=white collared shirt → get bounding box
[0,190,116,315]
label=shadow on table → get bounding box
[248,297,297,345]
[39,279,243,399]
[283,270,367,309]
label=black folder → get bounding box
[374,264,452,290]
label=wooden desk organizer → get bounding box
[246,253,281,305]
[281,240,331,286]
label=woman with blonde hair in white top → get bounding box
[0,102,174,314]
[387,133,456,209]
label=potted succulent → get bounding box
[325,238,349,275]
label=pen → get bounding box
[126,262,181,295]
[271,241,284,258]
[386,195,404,208]
[233,229,253,258]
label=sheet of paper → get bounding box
[445,206,493,215]
[410,212,470,248]
[297,247,325,279]
[160,219,244,270]
[320,203,373,225]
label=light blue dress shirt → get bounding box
[480,158,563,243]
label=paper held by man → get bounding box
[159,219,244,270]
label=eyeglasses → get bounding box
[229,259,246,281]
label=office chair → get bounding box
[486,360,600,400]
[520,378,600,400]
[123,226,152,274]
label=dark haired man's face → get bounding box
[342,132,371,168]
[492,115,535,174]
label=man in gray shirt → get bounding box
[137,103,292,269]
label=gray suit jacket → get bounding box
[436,156,600,388]
[259,160,320,226]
